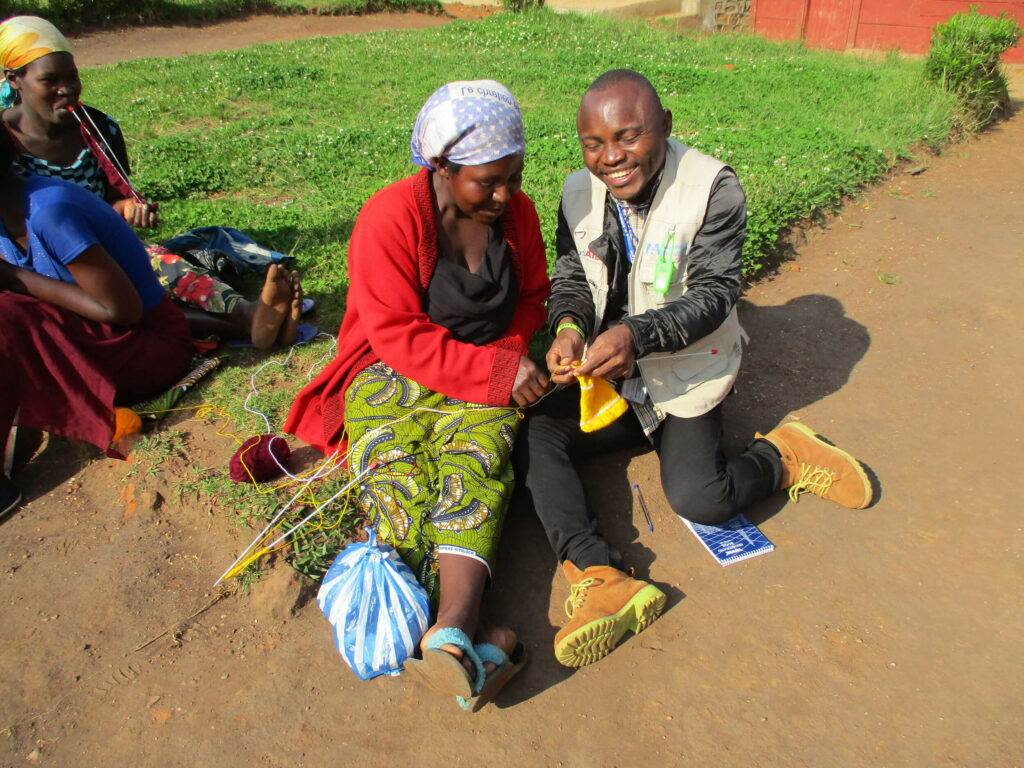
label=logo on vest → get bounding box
[583,249,602,262]
[644,240,688,260]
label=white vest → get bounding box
[560,139,745,419]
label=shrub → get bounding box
[501,0,544,12]
[925,5,1023,129]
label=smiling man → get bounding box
[515,69,873,668]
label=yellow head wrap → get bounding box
[0,16,72,71]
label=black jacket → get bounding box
[547,167,746,359]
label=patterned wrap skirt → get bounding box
[344,361,520,608]
[146,244,243,315]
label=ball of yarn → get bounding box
[229,434,291,483]
[112,407,143,443]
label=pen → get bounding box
[632,483,654,533]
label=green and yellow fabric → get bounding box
[344,362,519,609]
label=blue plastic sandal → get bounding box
[457,641,527,712]
[402,627,484,700]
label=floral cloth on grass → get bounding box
[146,244,242,315]
[344,361,520,609]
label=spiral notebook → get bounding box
[683,513,774,566]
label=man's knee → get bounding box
[663,478,733,526]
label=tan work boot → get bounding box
[553,560,666,668]
[759,422,873,509]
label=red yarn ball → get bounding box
[229,434,291,483]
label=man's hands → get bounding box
[546,320,637,384]
[576,324,636,380]
[546,321,586,385]
[511,355,550,407]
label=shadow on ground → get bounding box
[486,292,870,707]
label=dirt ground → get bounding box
[68,6,493,67]
[2,16,1023,767]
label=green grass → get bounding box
[81,10,957,297]
[76,10,960,579]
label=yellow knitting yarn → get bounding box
[577,374,628,433]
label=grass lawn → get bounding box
[77,10,957,576]
[82,10,957,297]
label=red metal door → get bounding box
[805,0,858,49]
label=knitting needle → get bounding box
[632,483,654,533]
[67,105,146,204]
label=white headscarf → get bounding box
[410,80,525,169]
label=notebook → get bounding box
[683,513,774,566]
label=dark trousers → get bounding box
[515,386,783,570]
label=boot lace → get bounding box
[564,577,600,618]
[788,463,835,502]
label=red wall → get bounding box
[751,0,1024,62]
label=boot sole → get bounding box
[554,584,666,668]
[786,422,873,509]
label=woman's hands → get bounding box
[511,355,550,407]
[0,261,28,293]
[114,198,159,229]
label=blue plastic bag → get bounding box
[317,529,430,680]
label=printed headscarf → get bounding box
[0,16,73,109]
[0,16,72,71]
[410,80,525,170]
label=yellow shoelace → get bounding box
[565,577,599,618]
[788,463,836,502]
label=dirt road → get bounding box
[1,20,1022,767]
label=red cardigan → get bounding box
[284,168,550,455]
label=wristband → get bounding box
[556,322,585,339]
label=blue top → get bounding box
[0,175,163,311]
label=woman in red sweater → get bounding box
[285,81,549,709]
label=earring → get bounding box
[0,81,17,110]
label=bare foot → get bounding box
[250,264,291,350]
[276,271,303,347]
[475,622,517,674]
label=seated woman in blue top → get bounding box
[0,126,193,519]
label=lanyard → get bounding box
[616,200,678,293]
[615,202,639,264]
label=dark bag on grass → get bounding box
[161,227,291,284]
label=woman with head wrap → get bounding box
[0,15,303,350]
[285,81,550,710]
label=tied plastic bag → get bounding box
[317,529,430,680]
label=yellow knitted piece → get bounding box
[577,374,628,433]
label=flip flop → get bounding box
[0,478,22,522]
[226,323,317,349]
[401,627,484,700]
[301,297,315,316]
[458,641,528,713]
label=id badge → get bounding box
[653,259,674,293]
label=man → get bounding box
[516,69,872,668]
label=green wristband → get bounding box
[556,322,585,339]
